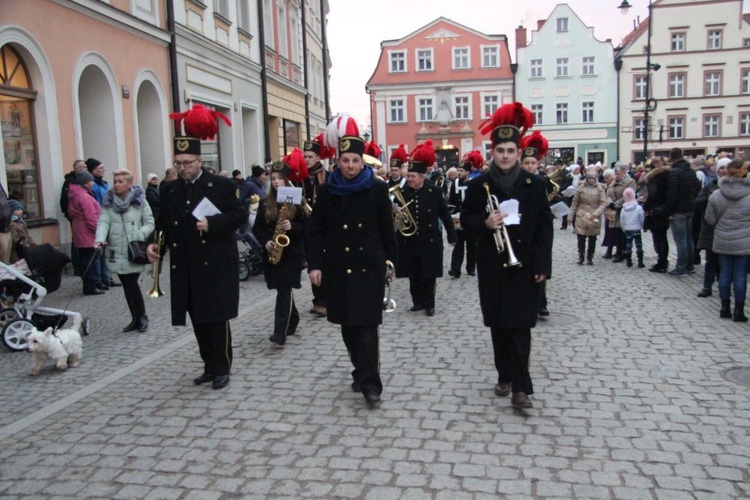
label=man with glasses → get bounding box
[148,119,246,390]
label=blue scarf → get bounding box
[327,166,374,196]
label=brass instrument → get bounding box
[389,185,418,237]
[363,154,382,168]
[383,260,396,312]
[268,202,291,265]
[483,183,521,267]
[546,167,565,202]
[148,231,164,298]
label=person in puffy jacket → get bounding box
[67,171,103,295]
[619,187,645,268]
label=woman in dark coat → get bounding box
[642,157,671,273]
[253,154,309,345]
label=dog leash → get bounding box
[51,247,101,332]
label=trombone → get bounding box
[389,185,418,237]
[148,231,165,297]
[383,260,396,312]
[483,183,521,268]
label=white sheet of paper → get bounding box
[498,199,520,226]
[277,186,303,204]
[192,197,221,220]
[561,185,577,198]
[550,201,571,218]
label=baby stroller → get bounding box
[0,243,90,352]
[237,232,264,281]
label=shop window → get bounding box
[0,45,41,219]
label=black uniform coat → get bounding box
[252,199,307,290]
[308,179,397,326]
[158,170,246,326]
[460,166,553,329]
[395,181,457,279]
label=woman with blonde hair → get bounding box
[95,169,155,332]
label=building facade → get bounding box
[367,18,513,164]
[303,0,331,139]
[617,0,750,163]
[1,0,171,246]
[515,4,618,167]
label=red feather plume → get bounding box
[478,102,534,138]
[283,148,309,183]
[169,104,231,140]
[462,150,485,170]
[409,140,436,166]
[391,144,408,164]
[364,141,382,159]
[313,133,335,160]
[520,131,549,160]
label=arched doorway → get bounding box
[0,44,42,219]
[77,65,117,180]
[135,78,166,181]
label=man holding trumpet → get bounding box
[460,103,553,409]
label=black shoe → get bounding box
[697,289,712,298]
[123,318,138,332]
[364,392,381,407]
[467,271,476,276]
[212,374,230,390]
[538,307,549,317]
[138,315,149,332]
[409,305,425,312]
[425,308,435,317]
[649,264,667,273]
[96,283,109,291]
[586,257,594,266]
[612,256,625,263]
[108,279,122,287]
[269,333,286,345]
[83,288,105,296]
[351,381,361,392]
[494,383,511,397]
[448,270,460,278]
[511,392,533,409]
[193,373,215,385]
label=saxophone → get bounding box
[267,203,291,265]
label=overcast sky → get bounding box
[326,0,750,130]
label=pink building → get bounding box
[367,17,513,165]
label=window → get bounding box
[669,116,684,139]
[741,69,750,94]
[582,102,594,123]
[531,104,543,125]
[482,46,499,68]
[704,114,720,137]
[745,38,750,48]
[704,71,722,97]
[634,118,646,141]
[530,59,543,78]
[635,75,648,100]
[237,0,250,31]
[707,29,722,50]
[671,32,686,52]
[556,103,568,124]
[277,2,288,58]
[556,17,568,32]
[454,96,470,120]
[416,49,432,71]
[582,57,595,76]
[418,98,433,122]
[389,51,406,73]
[263,0,274,48]
[483,95,498,117]
[453,47,470,70]
[740,113,750,136]
[290,13,300,66]
[389,99,405,123]
[669,73,685,98]
[556,58,569,77]
[213,0,229,17]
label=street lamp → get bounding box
[363,131,370,143]
[619,0,659,163]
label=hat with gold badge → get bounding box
[478,102,534,147]
[390,144,408,169]
[324,113,365,158]
[408,140,436,175]
[519,131,549,161]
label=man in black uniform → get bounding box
[461,102,553,409]
[394,140,456,316]
[147,105,246,390]
[388,144,408,189]
[303,134,331,317]
[448,150,483,278]
[308,115,397,407]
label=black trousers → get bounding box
[490,327,533,395]
[119,273,145,318]
[274,288,299,337]
[450,230,476,275]
[311,283,326,307]
[341,325,382,395]
[409,276,436,309]
[613,228,626,258]
[577,235,597,258]
[651,227,670,267]
[190,317,233,377]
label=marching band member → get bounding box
[448,150,483,278]
[388,145,408,190]
[308,114,397,407]
[394,140,456,316]
[253,149,309,346]
[460,103,553,409]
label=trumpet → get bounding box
[148,230,164,298]
[389,185,418,237]
[483,183,521,268]
[383,260,396,312]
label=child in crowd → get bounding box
[9,199,34,263]
[620,187,644,268]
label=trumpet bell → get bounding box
[383,298,396,313]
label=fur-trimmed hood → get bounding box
[101,184,146,208]
[644,165,670,184]
[717,176,750,201]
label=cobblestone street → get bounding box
[1,228,749,498]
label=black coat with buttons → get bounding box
[307,179,397,326]
[158,171,247,326]
[252,198,307,290]
[460,166,553,329]
[395,181,457,279]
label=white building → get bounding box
[616,0,750,163]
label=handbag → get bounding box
[121,214,150,265]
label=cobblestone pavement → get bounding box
[0,228,749,499]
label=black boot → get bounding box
[578,253,584,265]
[625,253,633,267]
[603,247,613,259]
[122,292,138,332]
[577,237,585,265]
[720,300,732,319]
[637,251,645,268]
[612,252,625,263]
[733,302,748,323]
[138,314,149,332]
[586,237,595,265]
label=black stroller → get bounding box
[236,232,264,281]
[0,244,90,352]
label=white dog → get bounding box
[26,316,83,376]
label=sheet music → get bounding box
[277,186,303,204]
[498,199,520,226]
[192,197,221,220]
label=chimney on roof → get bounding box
[515,26,528,49]
[537,20,546,31]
